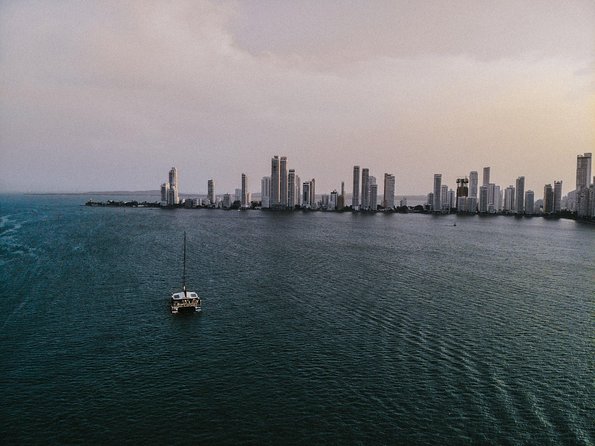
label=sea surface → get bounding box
[1,194,593,445]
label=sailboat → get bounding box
[170,232,201,314]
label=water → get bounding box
[1,194,593,445]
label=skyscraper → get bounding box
[167,167,179,206]
[383,173,395,209]
[553,181,562,213]
[440,184,448,211]
[309,178,316,209]
[261,176,271,209]
[433,174,442,212]
[330,190,338,210]
[241,173,248,208]
[352,166,360,209]
[271,156,280,208]
[479,185,488,213]
[543,184,554,214]
[338,181,345,210]
[469,171,478,198]
[515,176,525,214]
[525,190,535,215]
[288,169,296,208]
[576,153,592,190]
[456,177,468,211]
[295,175,301,207]
[483,167,490,186]
[160,183,169,202]
[207,179,215,205]
[447,189,455,210]
[504,186,515,212]
[576,153,592,216]
[280,156,288,208]
[361,168,370,210]
[302,181,311,208]
[370,183,378,210]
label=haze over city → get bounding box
[1,0,593,195]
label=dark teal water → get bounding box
[1,194,593,445]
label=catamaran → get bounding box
[170,232,201,314]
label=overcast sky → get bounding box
[1,0,593,196]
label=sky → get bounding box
[1,0,594,196]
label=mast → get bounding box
[183,231,187,296]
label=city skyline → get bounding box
[1,1,594,194]
[156,151,592,216]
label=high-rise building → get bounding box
[234,188,242,203]
[576,153,592,190]
[352,166,360,209]
[553,181,562,213]
[330,190,338,210]
[287,169,296,209]
[447,189,455,210]
[280,156,288,207]
[207,179,215,205]
[261,176,271,208]
[433,174,442,212]
[487,183,498,213]
[271,156,280,208]
[494,185,502,212]
[440,184,448,211]
[338,181,345,210]
[427,193,434,210]
[383,173,395,209]
[483,167,490,186]
[295,175,301,207]
[576,153,592,216]
[160,183,169,202]
[504,185,515,212]
[310,178,316,209]
[515,176,525,214]
[456,177,468,211]
[222,194,231,209]
[302,181,311,208]
[370,181,378,211]
[167,167,179,206]
[525,190,535,215]
[466,197,477,214]
[469,171,478,198]
[457,196,467,213]
[479,185,489,213]
[361,168,370,210]
[241,173,248,208]
[543,184,555,214]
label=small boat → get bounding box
[171,232,201,314]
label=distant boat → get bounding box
[171,232,201,314]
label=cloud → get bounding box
[0,0,593,195]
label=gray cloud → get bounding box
[1,0,593,195]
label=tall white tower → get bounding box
[167,167,179,206]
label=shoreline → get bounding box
[83,199,593,223]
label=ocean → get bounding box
[1,194,593,445]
